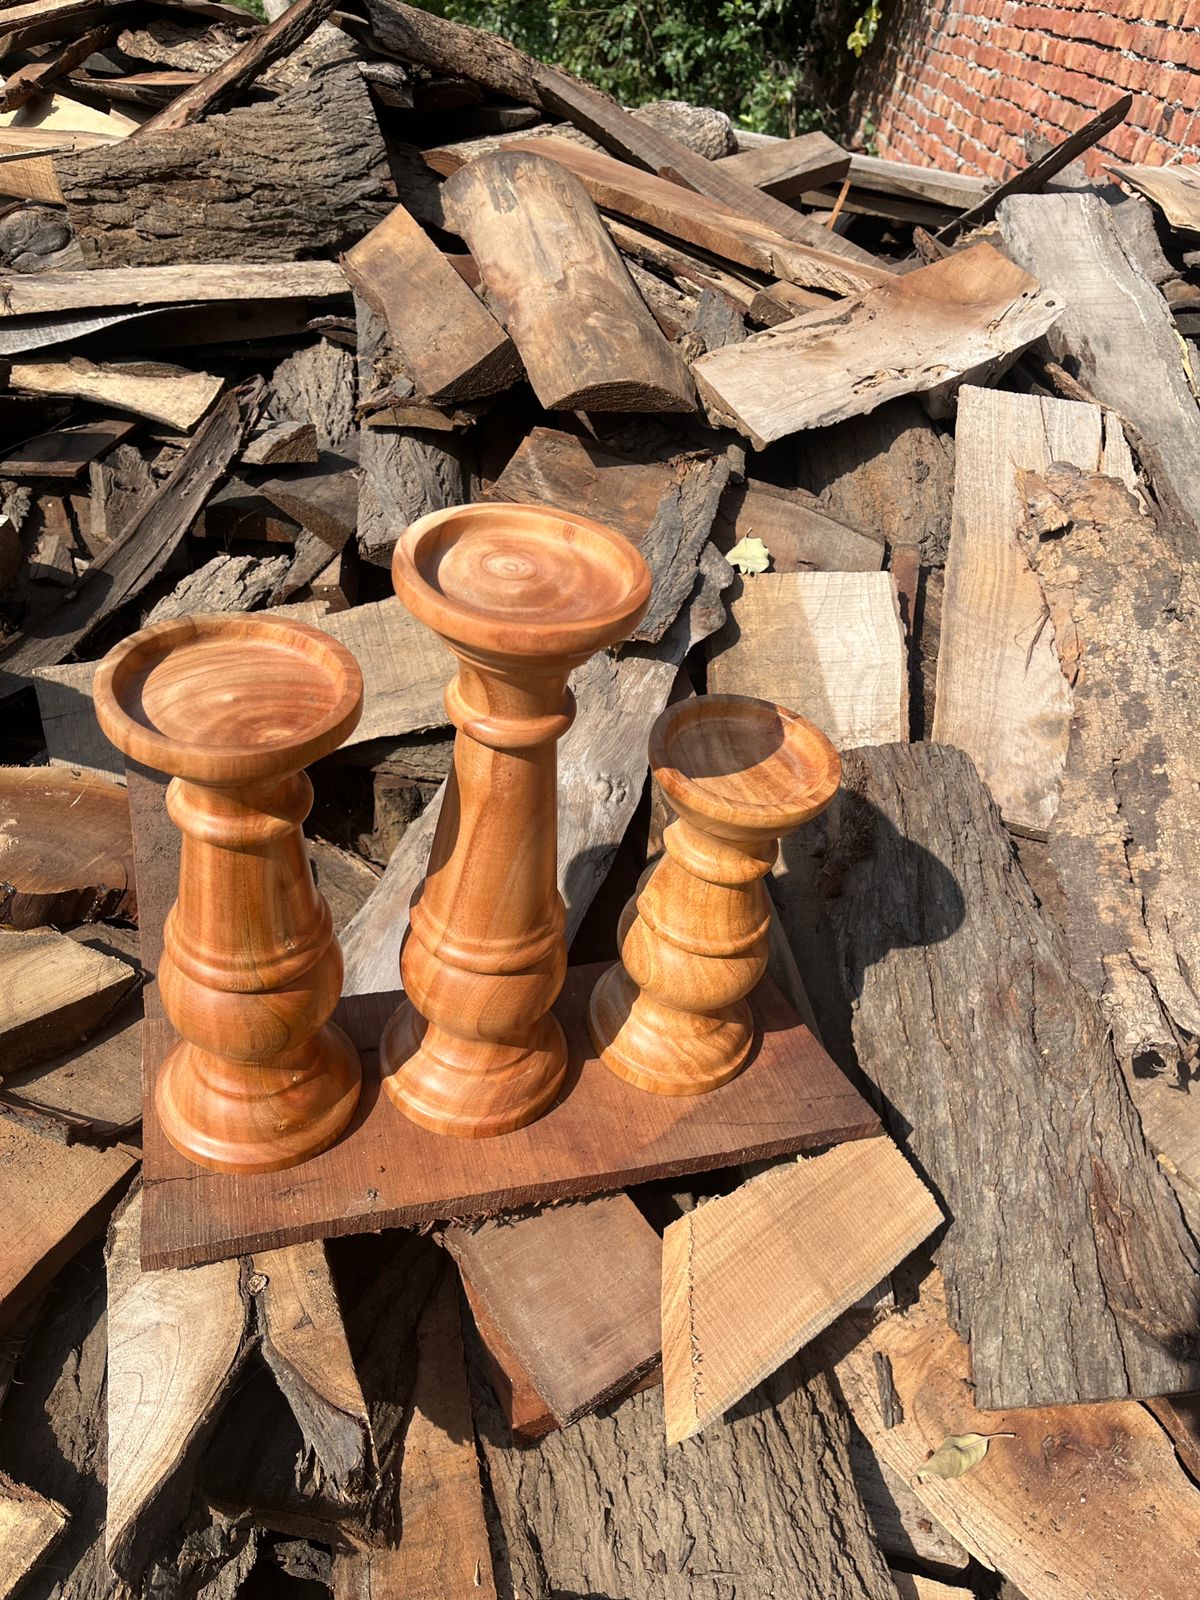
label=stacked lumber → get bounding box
[2,5,1200,1598]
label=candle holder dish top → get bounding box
[589,693,841,1095]
[94,613,365,1174]
[382,502,652,1138]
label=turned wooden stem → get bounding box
[381,502,651,1137]
[590,694,840,1095]
[93,613,364,1173]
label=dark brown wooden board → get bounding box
[140,966,879,1270]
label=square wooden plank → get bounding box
[140,965,880,1270]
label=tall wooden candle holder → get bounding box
[590,695,840,1095]
[381,503,652,1138]
[93,614,365,1173]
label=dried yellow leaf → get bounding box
[725,536,770,575]
[914,1430,1015,1482]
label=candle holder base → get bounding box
[588,965,753,1096]
[157,1023,361,1174]
[380,999,567,1138]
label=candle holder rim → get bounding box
[650,693,841,832]
[392,501,652,660]
[93,612,364,783]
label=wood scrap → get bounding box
[0,766,135,927]
[342,201,518,402]
[716,131,850,197]
[8,356,222,430]
[143,551,289,622]
[0,261,348,316]
[0,926,135,1073]
[0,1469,68,1600]
[0,417,136,481]
[442,149,695,413]
[692,243,1059,447]
[837,1271,1200,1600]
[1115,161,1200,233]
[662,1139,941,1444]
[707,570,907,747]
[807,741,1200,1408]
[931,386,1135,836]
[1000,191,1200,553]
[0,998,142,1145]
[33,660,125,777]
[239,420,318,467]
[0,23,114,113]
[443,1196,661,1427]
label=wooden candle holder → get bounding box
[93,614,365,1173]
[381,502,652,1138]
[589,694,840,1095]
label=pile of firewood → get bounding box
[4,2,1200,1597]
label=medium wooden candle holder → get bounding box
[93,614,365,1173]
[381,502,652,1138]
[590,694,840,1095]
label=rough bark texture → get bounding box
[471,1331,898,1600]
[808,741,1200,1409]
[56,30,390,265]
[1017,463,1200,1060]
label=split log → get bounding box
[707,571,907,747]
[491,424,731,641]
[0,999,142,1146]
[55,29,391,266]
[442,149,695,413]
[444,1196,661,1426]
[808,741,1200,1408]
[692,243,1059,448]
[340,545,731,993]
[792,396,954,564]
[712,479,884,573]
[0,927,136,1073]
[362,0,538,103]
[716,132,850,197]
[661,1140,941,1444]
[1017,460,1200,1057]
[269,337,356,449]
[0,1471,68,1600]
[0,1122,136,1333]
[8,357,222,431]
[477,136,892,298]
[470,1331,899,1600]
[0,381,259,692]
[342,202,518,402]
[836,1272,1200,1600]
[931,386,1136,836]
[0,767,135,927]
[999,191,1200,553]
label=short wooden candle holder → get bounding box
[380,502,652,1138]
[589,694,841,1095]
[93,614,365,1173]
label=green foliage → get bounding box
[846,1,882,58]
[429,1,840,135]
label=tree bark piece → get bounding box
[442,150,695,413]
[471,1333,899,1600]
[999,191,1200,553]
[693,244,1059,448]
[471,136,892,298]
[0,1122,136,1333]
[662,1140,941,1445]
[812,741,1200,1408]
[0,927,136,1074]
[133,0,336,136]
[836,1271,1200,1600]
[707,571,908,747]
[144,552,290,623]
[443,1196,661,1426]
[56,29,390,266]
[0,1470,68,1600]
[716,132,850,198]
[1018,459,1200,1056]
[0,766,135,928]
[343,202,518,402]
[931,386,1136,836]
[491,424,731,642]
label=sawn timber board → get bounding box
[140,964,879,1269]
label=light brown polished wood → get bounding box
[590,694,840,1095]
[93,613,364,1173]
[381,502,652,1138]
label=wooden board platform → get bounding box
[140,964,879,1270]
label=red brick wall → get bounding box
[851,0,1200,179]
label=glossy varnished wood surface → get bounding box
[93,614,364,1173]
[139,965,881,1270]
[381,503,651,1137]
[590,695,840,1095]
